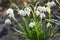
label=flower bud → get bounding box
[46,7,51,13]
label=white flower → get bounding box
[37,6,46,12]
[37,6,42,10]
[8,13,15,18]
[6,8,13,14]
[24,7,31,16]
[47,2,52,7]
[29,22,34,28]
[19,10,26,16]
[47,1,56,7]
[40,13,46,18]
[41,6,46,12]
[24,10,30,16]
[51,1,56,6]
[46,23,52,28]
[36,10,40,16]
[5,19,11,24]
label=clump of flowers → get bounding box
[5,1,59,40]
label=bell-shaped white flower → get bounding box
[47,1,56,7]
[41,6,46,12]
[37,6,46,12]
[29,22,34,28]
[36,10,40,16]
[19,10,26,16]
[47,2,52,7]
[24,7,31,16]
[5,19,11,24]
[6,8,13,14]
[40,13,46,18]
[8,13,15,18]
[46,23,52,28]
[37,6,42,11]
[51,1,56,6]
[24,10,30,16]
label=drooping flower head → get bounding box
[29,22,34,28]
[47,1,56,8]
[5,19,11,24]
[40,13,46,19]
[37,6,46,12]
[37,6,42,11]
[51,1,56,6]
[47,2,52,7]
[19,10,26,16]
[36,10,40,16]
[6,8,13,14]
[46,23,52,28]
[8,13,15,18]
[24,7,31,16]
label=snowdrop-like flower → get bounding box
[24,7,31,16]
[5,19,11,24]
[41,6,46,12]
[36,10,40,16]
[47,2,52,7]
[29,22,34,28]
[37,6,42,11]
[47,1,56,7]
[51,1,56,6]
[8,13,15,18]
[37,6,46,12]
[40,13,46,19]
[24,10,30,16]
[46,23,52,28]
[6,8,13,14]
[19,10,26,16]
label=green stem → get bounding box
[35,2,40,7]
[56,0,60,6]
[10,3,20,10]
[40,17,43,30]
[48,11,51,38]
[13,18,24,31]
